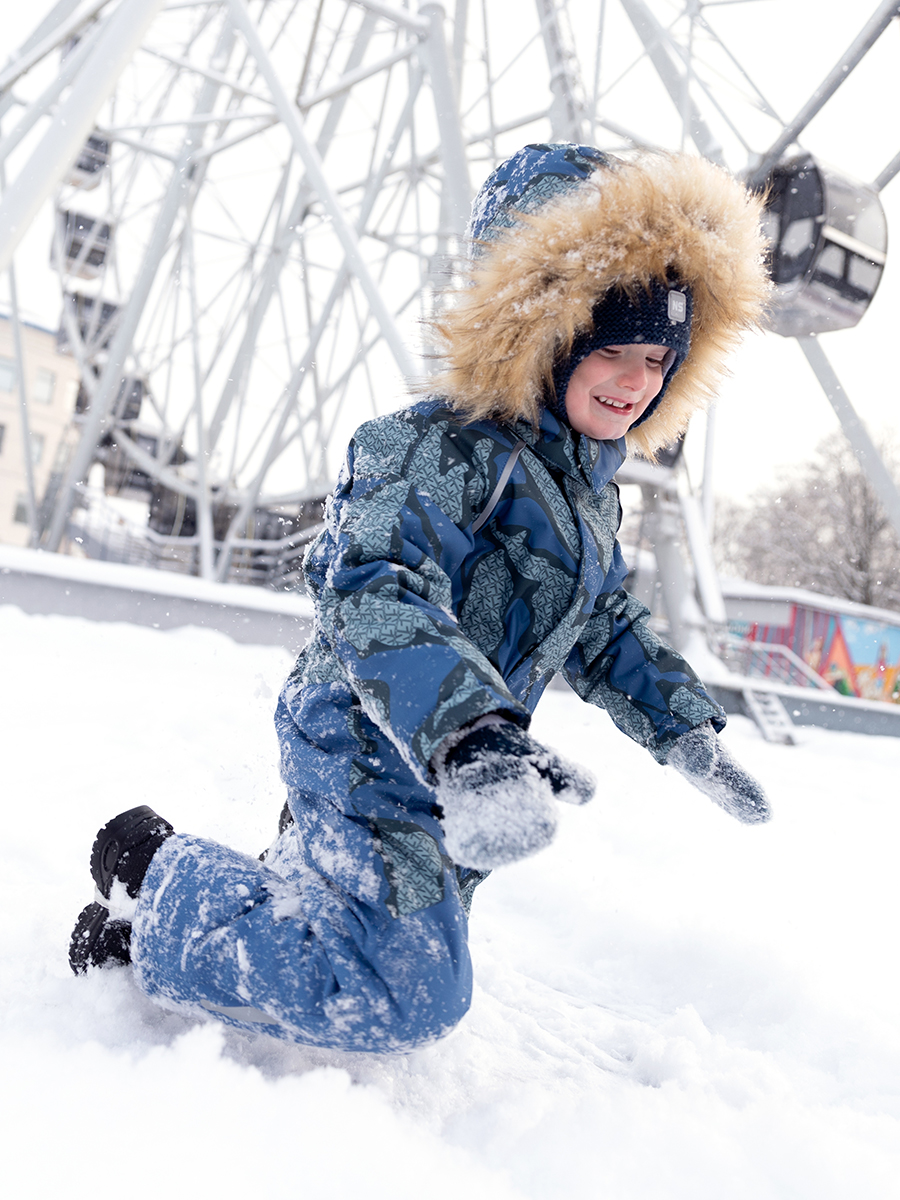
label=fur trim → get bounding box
[431,152,770,457]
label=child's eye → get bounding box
[647,358,665,369]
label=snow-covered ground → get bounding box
[1,602,898,1199]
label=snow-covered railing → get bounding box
[67,494,323,589]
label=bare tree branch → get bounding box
[714,438,900,612]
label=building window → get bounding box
[29,432,45,465]
[63,378,79,410]
[0,358,16,392]
[13,494,30,524]
[33,368,56,405]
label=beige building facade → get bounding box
[0,315,80,547]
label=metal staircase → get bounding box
[741,689,797,746]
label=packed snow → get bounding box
[1,601,898,1199]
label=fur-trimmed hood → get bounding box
[432,148,770,458]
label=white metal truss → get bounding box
[0,0,899,617]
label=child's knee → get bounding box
[375,959,472,1052]
[266,942,471,1054]
[374,911,473,1050]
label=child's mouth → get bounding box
[595,395,633,413]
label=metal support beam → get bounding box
[0,0,85,124]
[208,10,379,453]
[214,304,341,581]
[44,16,238,552]
[212,70,428,579]
[298,43,416,110]
[225,0,417,380]
[214,93,427,576]
[0,0,112,95]
[349,0,430,34]
[184,221,215,580]
[534,0,588,143]
[640,484,711,658]
[677,472,727,627]
[0,31,99,170]
[0,0,167,276]
[451,0,469,90]
[618,0,724,164]
[701,404,717,534]
[751,0,900,185]
[798,335,900,542]
[97,430,199,500]
[874,149,900,193]
[8,263,39,543]
[419,4,472,236]
[214,63,428,573]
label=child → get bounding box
[70,144,772,1054]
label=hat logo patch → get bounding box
[668,291,687,323]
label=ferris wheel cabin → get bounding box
[761,154,887,337]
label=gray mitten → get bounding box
[434,722,595,869]
[668,721,771,824]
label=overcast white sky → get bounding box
[3,0,900,503]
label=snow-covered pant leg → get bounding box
[130,815,473,1053]
[128,676,475,1051]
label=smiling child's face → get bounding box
[563,343,668,441]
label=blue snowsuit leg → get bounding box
[130,684,475,1053]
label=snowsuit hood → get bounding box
[433,143,770,458]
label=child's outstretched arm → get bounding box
[563,586,771,823]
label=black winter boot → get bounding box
[68,806,173,975]
[69,903,132,974]
[90,805,174,900]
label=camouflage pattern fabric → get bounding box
[130,398,725,1054]
[466,142,613,251]
[283,397,724,793]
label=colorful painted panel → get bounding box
[730,601,900,705]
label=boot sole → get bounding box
[69,902,131,975]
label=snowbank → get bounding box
[1,603,897,1198]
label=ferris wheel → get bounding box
[1,0,899,604]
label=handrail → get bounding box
[716,635,834,692]
[67,492,324,588]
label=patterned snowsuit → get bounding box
[130,399,724,1051]
[129,142,768,1051]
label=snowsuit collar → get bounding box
[510,404,626,494]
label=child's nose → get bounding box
[617,360,647,390]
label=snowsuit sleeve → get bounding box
[562,544,726,763]
[302,410,530,779]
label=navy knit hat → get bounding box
[550,278,693,428]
